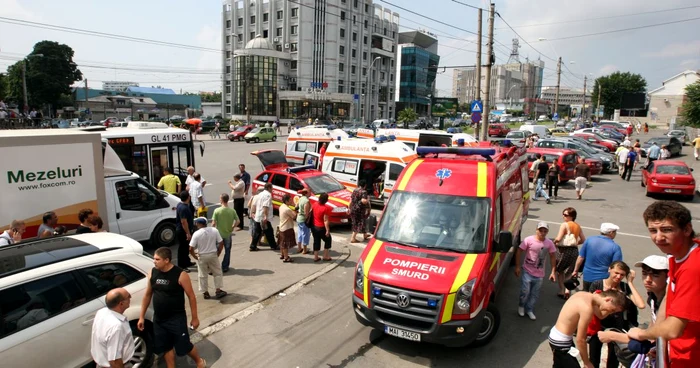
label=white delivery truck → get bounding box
[0,130,180,246]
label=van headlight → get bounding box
[354,260,364,293]
[332,206,349,213]
[453,278,477,314]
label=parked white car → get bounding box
[0,233,156,368]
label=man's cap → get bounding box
[634,255,669,271]
[600,222,620,234]
[194,217,208,225]
[536,221,549,230]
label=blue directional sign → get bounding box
[471,100,483,113]
[353,94,360,101]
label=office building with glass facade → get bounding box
[395,31,439,117]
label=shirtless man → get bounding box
[549,289,627,368]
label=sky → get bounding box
[1,0,699,96]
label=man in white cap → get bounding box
[616,142,630,177]
[635,255,668,318]
[189,217,227,299]
[514,221,557,320]
[572,222,623,291]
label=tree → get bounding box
[20,41,82,110]
[398,107,418,127]
[591,72,646,118]
[0,73,7,101]
[680,81,700,128]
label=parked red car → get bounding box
[599,124,627,136]
[571,133,618,152]
[525,148,579,183]
[576,150,604,176]
[227,124,255,141]
[488,123,510,137]
[641,160,696,200]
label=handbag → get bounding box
[604,328,638,368]
[562,222,578,246]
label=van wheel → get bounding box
[151,221,176,247]
[129,321,155,368]
[272,135,277,141]
[470,304,501,347]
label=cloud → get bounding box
[642,41,700,58]
[599,64,618,75]
[680,59,698,69]
[0,0,42,21]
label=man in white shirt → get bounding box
[184,166,207,190]
[188,173,207,217]
[250,183,278,251]
[617,144,630,177]
[0,220,25,246]
[91,288,135,368]
[189,217,227,299]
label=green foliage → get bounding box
[680,81,700,128]
[5,63,24,104]
[591,72,646,117]
[0,73,7,101]
[398,107,418,123]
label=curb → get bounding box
[189,245,352,344]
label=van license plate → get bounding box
[385,326,421,341]
[665,189,681,193]
[341,219,349,223]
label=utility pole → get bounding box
[84,79,89,119]
[581,75,587,120]
[554,57,561,118]
[475,8,482,137]
[21,61,29,114]
[596,85,602,121]
[480,2,495,141]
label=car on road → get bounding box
[535,138,616,173]
[666,130,689,145]
[0,233,156,368]
[640,137,683,157]
[245,127,277,143]
[250,150,352,224]
[488,123,510,137]
[576,149,604,176]
[549,128,569,137]
[526,148,579,183]
[505,130,532,147]
[100,117,119,127]
[598,124,627,136]
[342,122,366,136]
[227,124,254,141]
[570,132,618,152]
[641,160,695,200]
[537,115,548,122]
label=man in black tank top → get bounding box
[137,247,206,368]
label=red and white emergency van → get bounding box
[353,144,530,347]
[356,128,453,151]
[285,127,348,165]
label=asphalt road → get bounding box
[181,130,700,368]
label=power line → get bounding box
[377,0,477,36]
[496,5,700,29]
[494,12,557,63]
[543,16,700,41]
[450,0,484,11]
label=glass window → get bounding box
[291,60,297,69]
[114,178,162,211]
[338,86,344,93]
[257,172,271,183]
[352,49,356,58]
[353,32,357,42]
[291,25,298,35]
[290,43,298,52]
[295,142,317,152]
[363,52,367,60]
[263,29,268,38]
[290,178,304,191]
[375,192,490,253]
[339,63,344,72]
[340,11,345,20]
[304,174,345,193]
[0,272,86,338]
[276,27,282,36]
[80,263,145,296]
[354,0,358,7]
[250,15,256,24]
[277,10,283,19]
[388,163,403,181]
[351,65,356,74]
[227,20,232,28]
[263,13,269,22]
[656,165,690,175]
[271,174,288,188]
[291,8,298,17]
[340,28,345,38]
[339,45,345,55]
[332,158,359,175]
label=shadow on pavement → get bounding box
[230,268,274,277]
[219,292,257,305]
[156,338,222,368]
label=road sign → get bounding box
[471,100,483,113]
[353,94,360,101]
[471,112,481,124]
[553,112,559,121]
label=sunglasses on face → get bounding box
[562,213,571,217]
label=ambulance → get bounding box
[285,127,349,165]
[451,133,479,147]
[353,144,530,347]
[356,128,453,151]
[303,136,417,204]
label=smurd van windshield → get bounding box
[375,192,490,253]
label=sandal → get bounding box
[323,258,333,262]
[203,292,211,300]
[283,257,294,263]
[363,234,372,241]
[350,239,360,243]
[279,255,284,260]
[302,249,309,254]
[314,258,321,262]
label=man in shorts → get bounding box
[138,247,206,368]
[627,201,700,368]
[549,290,627,368]
[573,157,590,200]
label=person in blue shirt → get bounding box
[622,149,638,181]
[572,222,623,291]
[646,141,661,166]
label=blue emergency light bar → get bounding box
[416,147,496,161]
[287,164,315,173]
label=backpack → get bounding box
[562,222,578,246]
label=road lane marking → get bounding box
[526,219,649,239]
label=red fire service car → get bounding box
[251,150,352,224]
[353,144,530,347]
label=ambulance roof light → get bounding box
[287,164,315,173]
[337,136,342,141]
[374,135,388,143]
[416,147,495,161]
[388,135,396,141]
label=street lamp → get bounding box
[22,54,44,113]
[365,56,381,124]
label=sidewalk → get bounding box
[171,227,351,332]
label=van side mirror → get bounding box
[495,231,513,253]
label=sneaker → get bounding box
[518,306,525,317]
[546,198,551,204]
[527,311,536,320]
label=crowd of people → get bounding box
[512,201,699,368]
